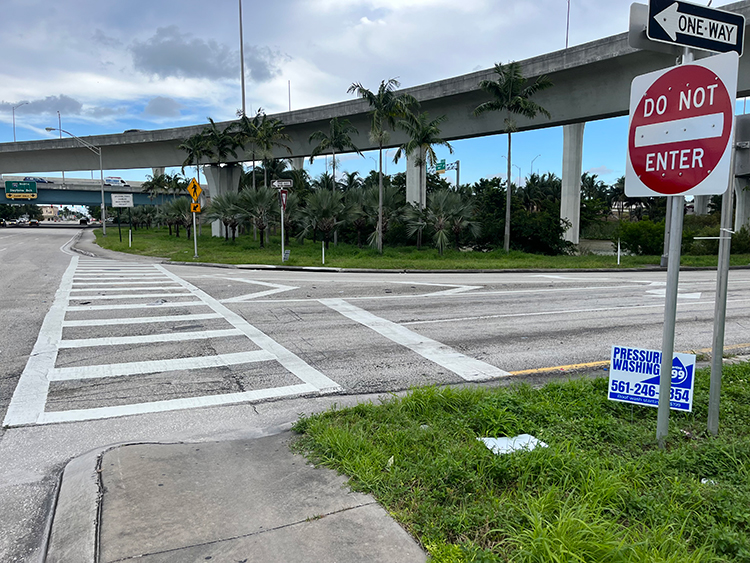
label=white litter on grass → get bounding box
[479,434,547,455]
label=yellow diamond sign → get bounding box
[187,178,202,201]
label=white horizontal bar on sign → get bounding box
[634,113,723,148]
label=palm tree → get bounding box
[141,173,171,203]
[203,192,243,242]
[474,61,553,252]
[298,189,345,249]
[340,171,363,192]
[309,118,362,188]
[202,117,239,165]
[348,78,417,252]
[232,109,291,189]
[178,133,211,186]
[255,115,291,187]
[238,186,278,248]
[394,110,453,246]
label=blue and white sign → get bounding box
[608,346,695,412]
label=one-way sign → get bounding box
[648,0,745,55]
[271,179,293,189]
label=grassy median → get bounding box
[94,227,750,269]
[293,364,750,562]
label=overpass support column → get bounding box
[406,150,426,208]
[693,195,710,215]
[151,167,165,179]
[560,123,585,245]
[203,164,242,237]
[291,157,304,170]
[734,177,750,230]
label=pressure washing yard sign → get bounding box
[625,50,738,197]
[609,346,695,412]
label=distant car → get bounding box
[7,219,18,226]
[123,129,144,133]
[23,176,53,184]
[79,218,89,225]
[28,219,39,226]
[0,218,6,227]
[104,176,131,187]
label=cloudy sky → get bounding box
[0,0,740,185]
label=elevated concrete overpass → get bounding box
[1,1,749,239]
[2,176,150,206]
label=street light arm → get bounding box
[45,127,101,156]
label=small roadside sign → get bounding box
[5,181,37,200]
[283,249,291,262]
[647,0,745,55]
[280,189,288,210]
[187,178,202,201]
[111,193,134,207]
[436,159,446,174]
[190,202,201,213]
[608,346,696,412]
[625,51,738,197]
[271,179,293,189]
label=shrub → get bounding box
[613,220,664,255]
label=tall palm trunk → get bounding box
[504,131,512,252]
[378,142,383,254]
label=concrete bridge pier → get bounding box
[561,123,585,245]
[203,164,242,237]
[693,195,710,216]
[406,150,426,208]
[291,157,305,171]
[735,177,750,231]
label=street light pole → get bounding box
[239,0,246,116]
[531,154,541,176]
[58,112,66,187]
[12,102,28,142]
[46,127,107,235]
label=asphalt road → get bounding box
[2,227,750,561]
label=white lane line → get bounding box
[67,301,206,312]
[37,383,317,425]
[3,256,78,427]
[48,350,276,381]
[58,328,244,348]
[0,248,6,252]
[74,273,167,277]
[320,298,510,382]
[69,292,192,301]
[220,279,299,303]
[71,281,182,286]
[70,286,182,293]
[157,265,341,393]
[62,313,223,327]
[390,281,481,296]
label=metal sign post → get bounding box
[280,188,288,262]
[625,47,738,447]
[187,178,202,259]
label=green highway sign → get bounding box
[4,181,37,200]
[436,159,446,174]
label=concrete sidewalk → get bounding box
[46,431,426,563]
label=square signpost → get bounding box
[625,42,739,446]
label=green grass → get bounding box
[94,227,750,270]
[293,363,750,562]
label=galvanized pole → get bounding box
[708,154,737,436]
[656,195,684,447]
[656,47,693,448]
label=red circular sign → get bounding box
[628,64,733,195]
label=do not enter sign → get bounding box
[625,51,738,197]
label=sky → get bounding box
[0,0,744,188]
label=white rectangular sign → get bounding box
[111,193,134,208]
[608,345,696,412]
